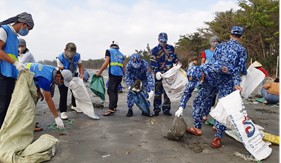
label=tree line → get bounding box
[40,0,279,77]
[175,0,279,77]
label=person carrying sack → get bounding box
[0,12,34,128]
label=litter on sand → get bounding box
[48,119,73,130]
[166,116,187,141]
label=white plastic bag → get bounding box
[161,64,188,102]
[210,90,272,161]
[240,64,265,98]
[69,77,100,120]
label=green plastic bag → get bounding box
[90,75,105,101]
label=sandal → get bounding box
[186,127,202,136]
[102,109,115,116]
[34,122,43,132]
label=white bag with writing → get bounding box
[210,91,271,160]
[161,64,188,102]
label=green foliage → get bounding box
[175,0,279,77]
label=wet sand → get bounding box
[34,73,279,163]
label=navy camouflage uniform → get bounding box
[150,32,179,115]
[179,67,202,109]
[180,62,235,130]
[125,53,154,110]
[212,27,247,139]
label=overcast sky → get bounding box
[0,0,240,61]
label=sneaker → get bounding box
[93,114,100,120]
[60,112,68,120]
[126,109,133,117]
[71,106,82,113]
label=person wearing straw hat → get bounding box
[0,12,34,128]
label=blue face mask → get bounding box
[18,27,29,36]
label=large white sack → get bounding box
[240,64,265,99]
[161,64,188,102]
[211,90,271,161]
[69,77,100,120]
[209,102,234,129]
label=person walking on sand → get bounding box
[0,12,34,128]
[96,41,125,116]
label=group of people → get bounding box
[0,12,87,130]
[96,32,180,117]
[0,12,278,151]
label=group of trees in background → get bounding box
[40,0,279,77]
[175,0,279,77]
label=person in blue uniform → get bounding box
[96,41,125,116]
[175,61,234,136]
[150,32,180,116]
[27,63,73,129]
[125,53,154,117]
[200,35,220,122]
[0,12,34,128]
[178,26,247,148]
[209,26,247,148]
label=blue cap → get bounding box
[186,66,203,82]
[231,26,244,36]
[130,53,142,68]
[158,32,168,43]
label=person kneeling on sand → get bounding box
[27,63,73,129]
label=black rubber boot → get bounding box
[126,109,133,117]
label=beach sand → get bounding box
[34,70,279,163]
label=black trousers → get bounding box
[107,75,122,109]
[0,73,15,128]
[58,84,76,112]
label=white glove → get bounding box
[175,107,184,117]
[147,91,154,100]
[55,117,65,129]
[156,72,162,80]
[13,61,26,71]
